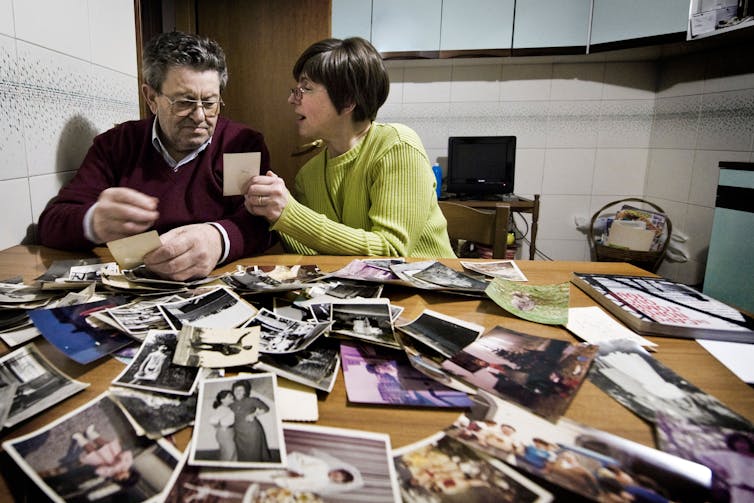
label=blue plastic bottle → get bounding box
[431,163,442,199]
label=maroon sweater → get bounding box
[38,117,275,262]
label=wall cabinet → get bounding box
[513,0,591,49]
[589,0,689,45]
[332,0,372,41]
[331,0,693,58]
[440,0,514,51]
[372,0,442,53]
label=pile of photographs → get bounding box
[0,257,752,502]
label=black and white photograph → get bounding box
[254,338,341,392]
[108,386,198,439]
[272,295,313,321]
[588,339,753,430]
[190,375,285,468]
[394,432,551,502]
[461,259,528,281]
[330,298,398,349]
[321,278,384,299]
[224,264,324,292]
[101,294,185,339]
[34,258,105,284]
[158,286,257,330]
[67,262,119,282]
[0,343,89,428]
[246,308,330,354]
[172,324,260,368]
[2,393,180,503]
[412,261,489,292]
[166,423,399,502]
[112,330,200,396]
[396,308,485,359]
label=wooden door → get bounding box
[194,0,330,186]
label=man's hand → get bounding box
[92,187,159,243]
[143,224,223,281]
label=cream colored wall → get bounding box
[0,0,140,249]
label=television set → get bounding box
[446,136,516,198]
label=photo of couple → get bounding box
[190,375,284,468]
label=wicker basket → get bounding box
[588,198,672,273]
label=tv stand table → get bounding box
[442,194,540,259]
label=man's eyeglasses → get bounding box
[289,86,316,101]
[162,95,224,117]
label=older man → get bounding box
[38,31,273,280]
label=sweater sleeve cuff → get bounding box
[207,222,230,264]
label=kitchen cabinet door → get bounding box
[371,0,442,52]
[332,0,372,40]
[513,0,591,49]
[590,0,689,45]
[440,0,514,50]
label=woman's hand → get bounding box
[244,170,289,223]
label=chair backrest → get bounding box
[439,201,511,259]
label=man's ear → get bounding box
[142,84,159,115]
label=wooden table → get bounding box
[1,245,753,500]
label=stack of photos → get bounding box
[34,258,118,290]
[2,393,180,503]
[340,342,473,408]
[159,287,258,331]
[112,331,201,396]
[410,261,489,293]
[393,432,552,502]
[28,296,134,364]
[246,308,331,354]
[444,392,712,502]
[223,264,324,293]
[0,343,88,428]
[328,258,404,283]
[165,423,399,502]
[92,294,187,340]
[442,326,598,421]
[588,339,754,430]
[190,375,284,467]
[461,259,528,281]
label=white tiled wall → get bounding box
[380,44,754,284]
[649,44,754,285]
[380,55,658,265]
[0,0,139,249]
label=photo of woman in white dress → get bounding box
[209,390,236,461]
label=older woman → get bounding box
[245,37,454,258]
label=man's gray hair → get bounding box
[142,31,228,92]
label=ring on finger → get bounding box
[258,195,264,205]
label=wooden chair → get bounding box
[439,201,511,259]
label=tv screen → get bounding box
[446,136,516,197]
